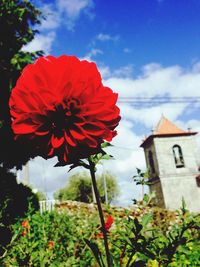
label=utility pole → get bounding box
[42,161,48,200]
[103,166,108,205]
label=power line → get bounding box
[118,101,200,106]
[118,96,200,105]
[118,97,200,100]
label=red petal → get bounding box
[69,128,86,140]
[48,147,54,156]
[35,131,49,136]
[82,134,98,148]
[51,134,64,148]
[12,118,39,134]
[81,123,106,137]
[64,132,77,147]
[105,215,114,230]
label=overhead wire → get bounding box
[118,96,200,105]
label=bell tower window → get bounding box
[196,175,200,187]
[172,145,185,168]
[148,151,155,174]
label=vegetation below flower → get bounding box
[0,167,39,256]
[0,200,199,267]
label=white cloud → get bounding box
[104,63,200,98]
[96,33,120,42]
[21,0,94,54]
[22,32,56,54]
[119,102,188,129]
[35,0,94,33]
[98,64,134,79]
[39,4,61,30]
[112,65,134,78]
[98,65,111,79]
[57,0,94,30]
[82,48,103,61]
[57,0,93,17]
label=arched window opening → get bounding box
[172,145,185,168]
[148,151,155,174]
[196,175,200,187]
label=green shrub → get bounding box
[0,210,99,266]
[0,167,39,254]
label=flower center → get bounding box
[47,98,81,133]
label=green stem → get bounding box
[88,159,111,267]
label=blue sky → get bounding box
[18,0,200,206]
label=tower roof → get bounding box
[153,116,185,135]
[140,115,197,147]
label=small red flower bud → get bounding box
[21,220,29,228]
[48,241,54,247]
[22,229,27,237]
[48,241,55,250]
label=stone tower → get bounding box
[141,116,200,212]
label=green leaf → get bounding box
[84,239,105,267]
[141,213,153,228]
[101,154,113,160]
[101,142,113,148]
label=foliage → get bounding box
[54,172,93,203]
[0,1,42,255]
[87,201,200,267]
[35,191,47,201]
[132,168,152,199]
[0,209,99,266]
[54,171,119,204]
[97,172,119,204]
[0,0,43,94]
[0,200,199,266]
[0,0,43,169]
[0,167,39,254]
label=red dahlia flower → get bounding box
[9,55,120,164]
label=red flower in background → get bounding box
[21,220,29,229]
[21,220,29,237]
[9,55,120,164]
[48,241,55,250]
[105,215,114,231]
[22,229,27,237]
[98,215,114,238]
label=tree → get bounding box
[36,190,47,201]
[97,171,119,204]
[54,172,119,204]
[0,1,43,251]
[0,0,43,169]
[133,168,151,199]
